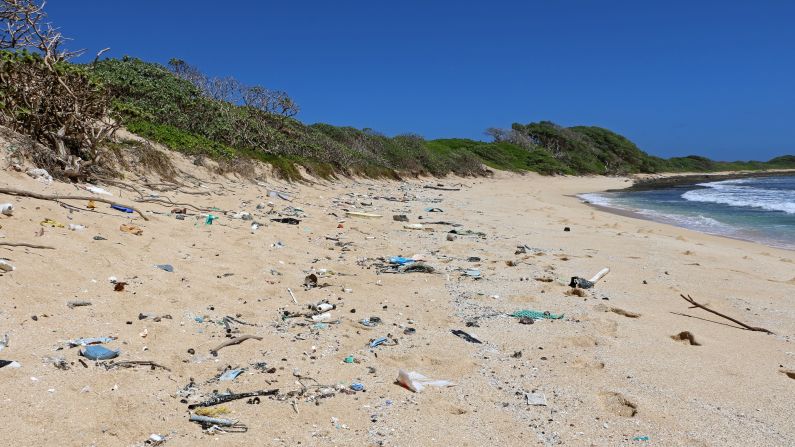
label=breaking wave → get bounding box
[681,179,795,214]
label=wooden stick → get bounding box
[0,242,55,249]
[0,187,148,220]
[101,360,171,371]
[680,294,773,334]
[209,335,263,355]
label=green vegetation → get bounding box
[1,0,792,180]
[4,54,794,179]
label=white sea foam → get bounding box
[682,179,795,214]
[578,193,615,207]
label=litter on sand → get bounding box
[111,204,134,213]
[525,391,548,406]
[155,264,174,272]
[345,211,383,219]
[451,329,482,344]
[219,368,246,381]
[271,217,300,225]
[510,310,564,320]
[569,267,610,289]
[68,336,116,347]
[80,345,120,360]
[120,224,143,235]
[396,369,454,392]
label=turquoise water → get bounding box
[581,175,795,250]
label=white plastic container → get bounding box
[0,203,13,216]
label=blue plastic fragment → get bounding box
[369,337,388,348]
[350,383,365,391]
[633,436,650,442]
[219,368,245,381]
[155,264,174,272]
[111,204,134,213]
[389,256,414,266]
[80,345,120,360]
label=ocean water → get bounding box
[580,175,795,249]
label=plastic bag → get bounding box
[397,369,454,392]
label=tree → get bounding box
[0,0,117,178]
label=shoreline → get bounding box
[580,199,795,251]
[614,168,795,191]
[578,172,795,251]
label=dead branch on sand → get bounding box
[0,242,55,250]
[679,294,773,334]
[0,187,148,220]
[209,335,263,356]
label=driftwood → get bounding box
[0,242,55,249]
[0,187,148,220]
[98,178,215,211]
[209,335,263,355]
[100,360,171,371]
[680,294,774,334]
[187,389,279,409]
[423,185,460,191]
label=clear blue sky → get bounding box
[48,1,794,160]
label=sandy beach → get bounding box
[1,150,793,446]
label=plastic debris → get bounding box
[40,218,65,228]
[84,185,112,196]
[398,263,434,274]
[67,300,92,309]
[271,217,300,225]
[120,224,143,235]
[463,269,482,279]
[156,264,174,272]
[350,383,365,391]
[111,204,134,213]
[451,329,482,344]
[80,345,120,360]
[0,203,13,216]
[360,317,381,327]
[510,310,564,320]
[345,211,382,219]
[525,391,547,406]
[633,436,650,441]
[68,223,85,231]
[219,368,245,381]
[396,369,454,392]
[570,267,610,289]
[424,207,443,212]
[205,214,218,225]
[389,256,415,266]
[267,190,290,201]
[68,336,116,347]
[392,214,409,222]
[0,260,15,272]
[369,337,388,348]
[0,360,21,369]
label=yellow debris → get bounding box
[40,218,65,228]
